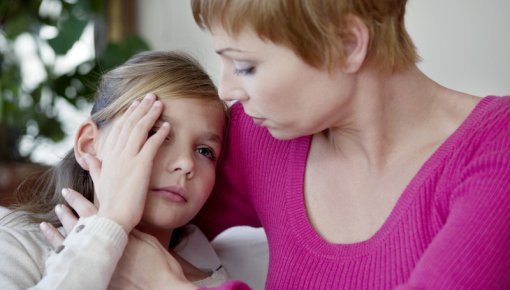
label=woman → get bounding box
[48,0,510,289]
[0,51,229,289]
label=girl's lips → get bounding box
[152,186,187,203]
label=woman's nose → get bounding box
[218,66,248,102]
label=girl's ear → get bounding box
[339,14,369,73]
[74,120,100,171]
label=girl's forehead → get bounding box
[159,98,226,132]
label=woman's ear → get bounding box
[339,15,369,73]
[74,120,100,171]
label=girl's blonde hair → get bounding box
[192,0,419,72]
[10,51,227,226]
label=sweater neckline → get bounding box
[285,96,497,258]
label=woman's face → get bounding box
[210,25,356,140]
[106,97,225,231]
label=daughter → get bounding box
[0,51,229,289]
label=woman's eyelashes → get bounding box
[234,66,255,76]
[232,61,255,76]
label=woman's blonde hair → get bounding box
[9,51,227,226]
[192,0,419,72]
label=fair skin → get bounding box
[44,93,225,287]
[47,16,482,288]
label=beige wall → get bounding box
[137,0,510,96]
[137,0,220,83]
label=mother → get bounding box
[49,0,510,289]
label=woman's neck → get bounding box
[322,66,467,171]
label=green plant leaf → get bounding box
[47,13,88,55]
[98,35,150,70]
[3,11,31,39]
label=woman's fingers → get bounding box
[55,204,78,235]
[62,188,98,218]
[40,222,64,249]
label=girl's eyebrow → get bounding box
[203,132,222,145]
[157,115,222,144]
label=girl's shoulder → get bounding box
[0,207,50,288]
[0,207,48,250]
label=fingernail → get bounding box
[55,204,63,216]
[40,222,49,232]
[153,100,161,108]
[145,93,156,101]
[130,100,140,108]
[62,188,69,198]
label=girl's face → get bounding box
[210,25,357,140]
[136,97,225,231]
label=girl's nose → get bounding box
[168,151,195,179]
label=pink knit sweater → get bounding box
[195,96,510,289]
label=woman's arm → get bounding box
[396,147,510,289]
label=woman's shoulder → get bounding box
[460,95,510,146]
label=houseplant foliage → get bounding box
[0,0,150,163]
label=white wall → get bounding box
[137,0,220,83]
[138,0,510,97]
[406,0,510,96]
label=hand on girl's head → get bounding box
[91,93,170,233]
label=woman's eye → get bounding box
[233,65,255,76]
[196,147,217,161]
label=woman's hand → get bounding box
[85,93,170,233]
[108,230,197,290]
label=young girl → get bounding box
[0,51,229,289]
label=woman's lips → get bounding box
[152,186,187,203]
[251,117,265,126]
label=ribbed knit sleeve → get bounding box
[395,97,510,289]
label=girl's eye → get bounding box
[196,146,217,161]
[148,129,157,138]
[148,128,170,141]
